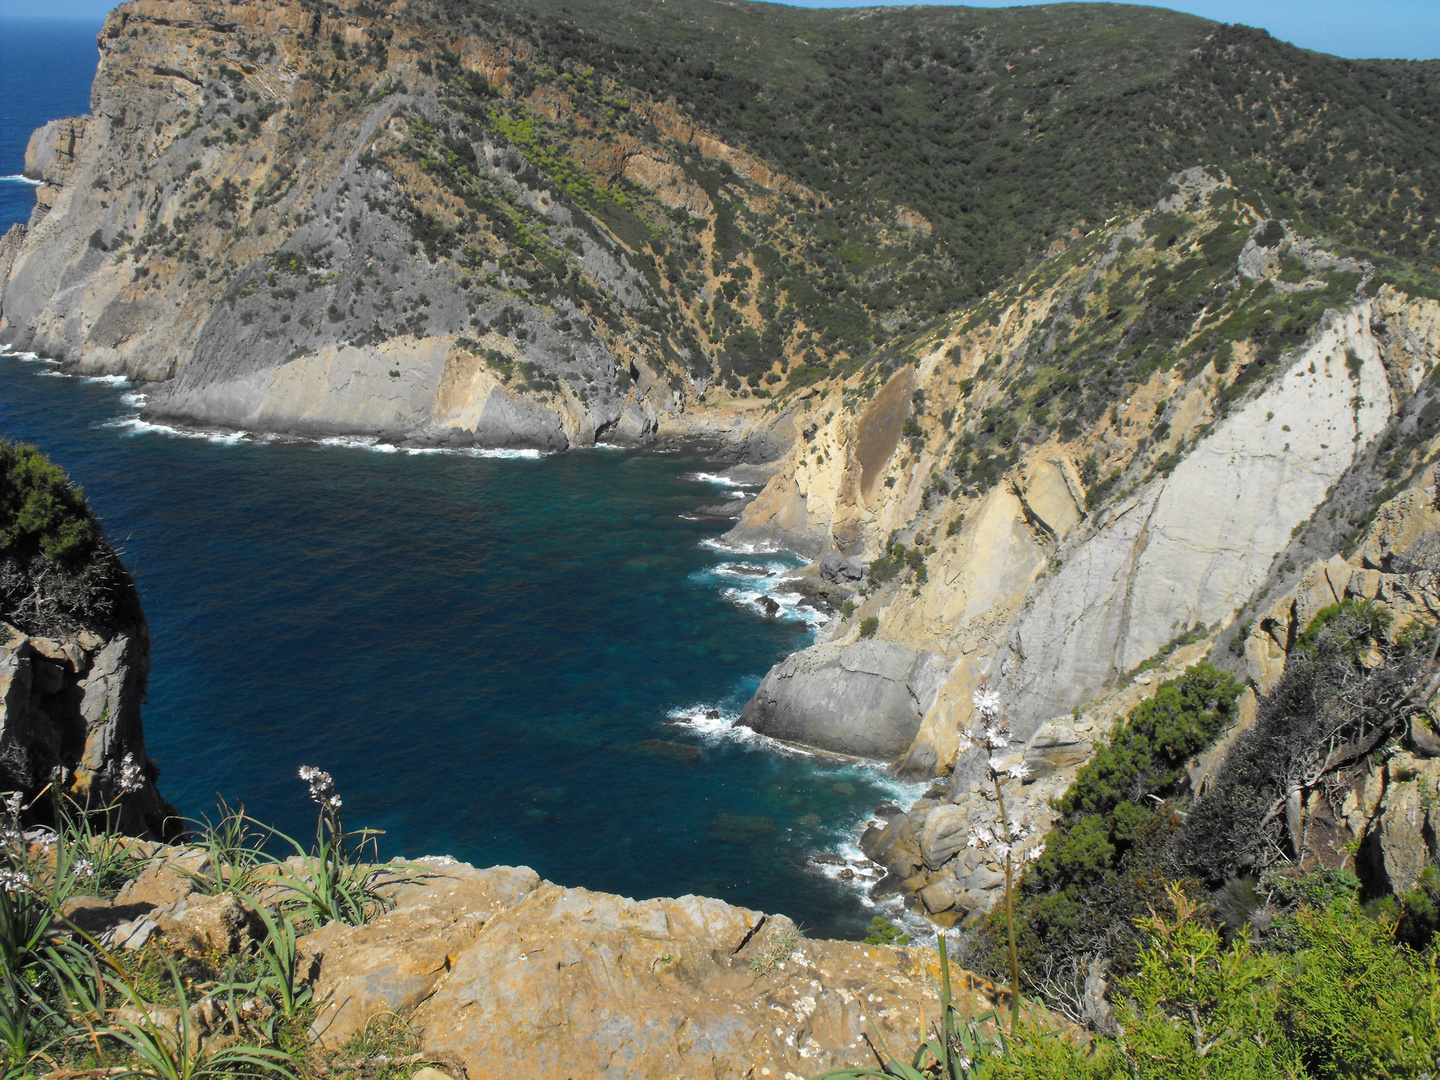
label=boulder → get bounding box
[818,553,864,583]
[1021,721,1092,780]
[1366,754,1440,896]
[741,638,949,760]
[918,876,961,914]
[116,847,207,908]
[918,804,970,871]
[156,893,261,955]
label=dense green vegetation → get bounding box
[969,664,1243,979]
[939,600,1440,1077]
[0,440,140,635]
[970,886,1440,1079]
[409,0,1440,375]
[826,881,1438,1079]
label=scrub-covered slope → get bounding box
[2,0,1439,449]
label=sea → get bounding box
[0,19,918,937]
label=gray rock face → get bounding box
[0,622,173,838]
[818,553,864,583]
[997,303,1395,734]
[740,638,948,760]
[0,16,676,450]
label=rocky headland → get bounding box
[4,0,1440,1072]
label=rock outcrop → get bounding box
[73,845,1014,1080]
[0,620,173,838]
[741,637,948,760]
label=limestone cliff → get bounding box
[727,173,1440,922]
[0,621,173,837]
[0,0,806,453]
[0,440,174,837]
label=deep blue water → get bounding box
[0,19,100,231]
[0,357,914,936]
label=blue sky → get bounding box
[0,0,1435,60]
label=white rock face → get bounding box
[1002,303,1394,727]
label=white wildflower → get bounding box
[73,858,95,878]
[299,766,341,811]
[1007,761,1032,782]
[0,869,30,893]
[1027,844,1045,863]
[117,753,144,795]
[3,792,20,818]
[972,686,1001,721]
[993,842,1012,860]
[984,725,1010,748]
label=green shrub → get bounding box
[861,916,911,946]
[0,440,98,564]
[0,440,140,635]
[858,616,879,638]
[972,664,1241,978]
[971,894,1440,1080]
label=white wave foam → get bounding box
[120,392,148,407]
[700,536,781,555]
[35,370,69,378]
[464,447,544,459]
[666,705,816,757]
[98,417,248,444]
[803,767,930,919]
[317,435,386,452]
[592,442,626,451]
[80,374,130,385]
[714,560,788,578]
[689,470,749,488]
[0,175,41,186]
[721,582,827,628]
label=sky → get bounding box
[0,0,1436,61]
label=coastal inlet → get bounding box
[0,348,920,937]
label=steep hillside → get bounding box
[729,169,1440,924]
[6,0,1440,930]
[3,0,1440,447]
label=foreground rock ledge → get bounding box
[292,856,1006,1079]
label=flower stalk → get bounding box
[961,686,1042,1034]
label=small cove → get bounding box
[0,350,920,937]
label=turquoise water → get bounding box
[0,353,914,936]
